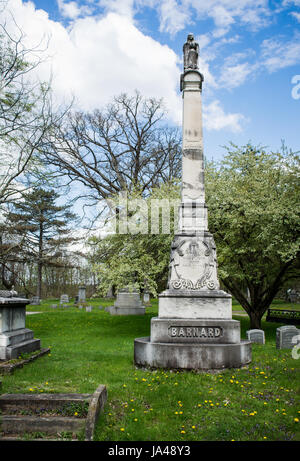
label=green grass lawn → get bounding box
[1,298,299,441]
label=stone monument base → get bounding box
[133,289,252,370]
[0,298,41,360]
[106,289,145,316]
[134,335,251,370]
[106,306,146,316]
[0,328,41,360]
[158,290,232,319]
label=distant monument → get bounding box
[0,290,41,360]
[106,288,145,316]
[134,34,252,370]
[77,286,86,304]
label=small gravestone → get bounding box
[143,291,151,307]
[30,296,40,306]
[106,288,145,316]
[51,304,58,309]
[86,306,92,312]
[106,287,114,298]
[276,325,300,349]
[77,286,86,304]
[60,294,69,304]
[246,329,265,344]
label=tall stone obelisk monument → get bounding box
[134,34,252,369]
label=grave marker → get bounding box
[276,325,300,349]
[246,329,265,344]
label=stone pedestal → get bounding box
[134,34,252,370]
[106,289,145,316]
[0,293,41,360]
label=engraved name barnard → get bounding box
[169,326,222,338]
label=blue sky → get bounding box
[2,0,300,161]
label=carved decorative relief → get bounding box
[167,235,219,291]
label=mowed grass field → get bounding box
[1,297,299,441]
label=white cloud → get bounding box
[219,63,254,89]
[57,1,83,19]
[97,0,135,19]
[156,0,271,37]
[261,33,300,72]
[157,0,191,36]
[1,0,182,123]
[290,11,300,22]
[203,100,245,132]
[0,0,249,133]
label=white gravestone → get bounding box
[106,289,145,316]
[60,294,69,304]
[78,286,86,303]
[246,329,265,344]
[276,325,300,349]
[30,296,40,306]
[0,291,41,360]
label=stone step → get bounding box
[5,338,41,360]
[0,393,92,413]
[0,328,34,347]
[0,414,86,435]
[0,385,107,441]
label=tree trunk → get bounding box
[248,309,263,329]
[37,220,43,299]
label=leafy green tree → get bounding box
[3,187,78,297]
[91,182,180,296]
[205,143,300,328]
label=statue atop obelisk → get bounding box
[134,34,252,370]
[168,33,220,295]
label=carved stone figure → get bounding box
[183,33,199,72]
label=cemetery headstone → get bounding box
[86,306,92,312]
[246,329,265,344]
[0,290,41,360]
[30,296,40,306]
[276,325,300,349]
[51,304,58,309]
[106,287,114,298]
[78,286,86,303]
[106,288,145,315]
[134,34,252,370]
[143,291,151,307]
[60,294,69,304]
